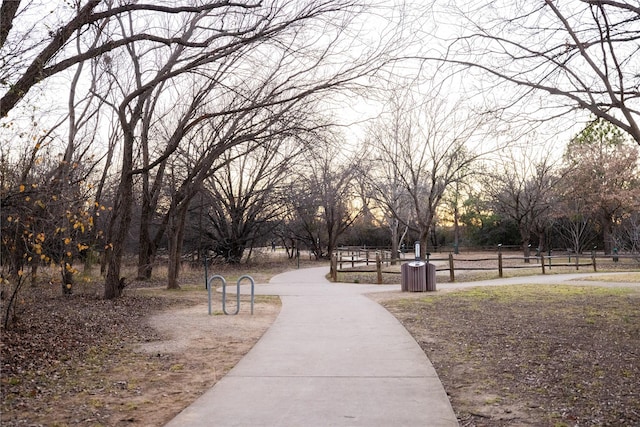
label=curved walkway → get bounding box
[165,267,459,426]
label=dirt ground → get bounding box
[1,283,280,427]
[2,258,640,426]
[377,283,640,426]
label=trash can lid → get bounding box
[408,261,426,267]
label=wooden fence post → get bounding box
[449,253,455,282]
[498,252,503,278]
[376,253,382,284]
[575,254,579,270]
[592,253,597,272]
[541,255,546,274]
[331,254,337,281]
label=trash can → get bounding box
[401,261,427,292]
[426,262,436,291]
[401,261,437,292]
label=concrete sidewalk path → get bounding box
[165,266,459,426]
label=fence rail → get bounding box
[330,248,639,284]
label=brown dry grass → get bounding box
[379,282,640,426]
[2,250,638,426]
[1,253,315,427]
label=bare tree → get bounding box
[97,1,386,296]
[365,85,493,258]
[427,1,640,145]
[201,136,305,263]
[552,199,598,254]
[282,137,364,260]
[483,149,560,259]
[561,118,640,254]
[617,213,640,252]
[2,1,417,297]
[364,91,418,260]
[0,1,265,117]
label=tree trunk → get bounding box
[167,203,189,290]
[390,217,399,264]
[61,266,73,295]
[104,189,132,298]
[519,223,531,263]
[104,136,134,299]
[419,227,430,260]
[523,239,531,263]
[602,215,614,255]
[137,201,156,280]
[453,204,460,254]
[538,231,547,255]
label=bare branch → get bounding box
[425,0,640,145]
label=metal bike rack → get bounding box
[206,274,255,316]
[207,274,226,316]
[235,275,255,315]
[221,275,241,315]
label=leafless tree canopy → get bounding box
[427,0,640,145]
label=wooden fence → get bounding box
[329,248,639,284]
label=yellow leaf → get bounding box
[66,251,72,258]
[6,216,12,222]
[19,184,25,192]
[64,238,71,245]
[17,269,24,277]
